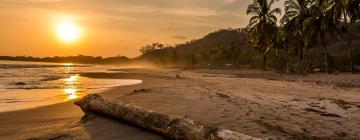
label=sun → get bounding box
[55,20,82,43]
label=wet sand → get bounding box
[0,70,171,140]
[0,68,360,139]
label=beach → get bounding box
[2,0,359,139]
[0,68,360,139]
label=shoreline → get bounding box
[0,76,142,113]
[0,69,169,140]
[0,68,359,139]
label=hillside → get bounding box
[137,28,262,68]
[174,28,250,53]
[1,25,359,71]
[137,25,360,71]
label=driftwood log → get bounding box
[75,94,261,140]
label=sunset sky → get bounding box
[0,0,283,58]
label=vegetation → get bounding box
[332,0,360,73]
[245,0,360,74]
[136,29,261,69]
[246,0,281,70]
[1,0,359,74]
[136,0,359,74]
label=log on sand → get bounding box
[75,94,261,140]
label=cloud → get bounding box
[0,0,285,57]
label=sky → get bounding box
[0,0,284,58]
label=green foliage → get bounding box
[246,0,282,70]
[139,43,166,55]
[278,0,360,73]
[2,0,359,73]
[137,29,262,68]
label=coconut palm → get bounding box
[331,0,360,73]
[281,0,312,24]
[281,0,314,74]
[302,0,342,74]
[246,0,281,70]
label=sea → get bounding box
[0,60,142,112]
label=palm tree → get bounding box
[331,0,360,73]
[246,0,281,70]
[302,0,342,74]
[281,0,311,24]
[281,0,313,74]
[272,27,288,73]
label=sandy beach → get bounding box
[0,68,360,139]
[2,0,360,139]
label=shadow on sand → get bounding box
[81,113,165,140]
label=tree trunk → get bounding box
[345,18,355,73]
[299,48,304,74]
[324,47,329,74]
[303,48,309,76]
[350,45,354,74]
[263,54,266,71]
[306,48,310,75]
[290,50,294,73]
[75,94,260,140]
[321,32,329,74]
[231,51,235,67]
[275,53,278,73]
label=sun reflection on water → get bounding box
[66,91,79,99]
[62,63,73,66]
[64,88,76,94]
[65,75,78,83]
[64,74,80,100]
[63,63,74,74]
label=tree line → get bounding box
[138,0,360,74]
[136,29,264,69]
[246,0,360,74]
[1,0,359,73]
